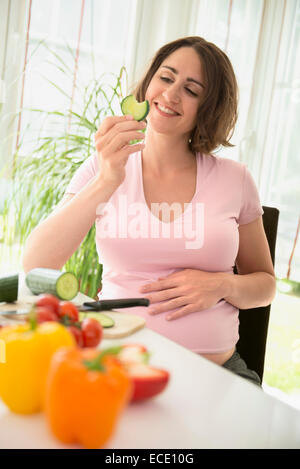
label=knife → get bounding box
[80,298,150,312]
[0,310,29,321]
[0,298,150,320]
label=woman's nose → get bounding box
[162,84,180,103]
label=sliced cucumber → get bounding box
[79,312,115,328]
[25,268,78,300]
[121,95,149,121]
[0,274,19,303]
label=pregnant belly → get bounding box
[99,278,239,355]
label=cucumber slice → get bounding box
[79,312,115,328]
[121,95,149,121]
[0,274,19,303]
[25,268,78,300]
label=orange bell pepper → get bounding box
[45,346,132,449]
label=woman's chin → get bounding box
[147,117,179,136]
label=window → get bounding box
[18,0,137,157]
[0,0,299,282]
[191,0,300,281]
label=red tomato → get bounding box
[68,325,84,348]
[36,294,60,317]
[81,318,103,348]
[58,302,79,323]
[35,307,58,323]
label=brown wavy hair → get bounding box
[131,36,239,155]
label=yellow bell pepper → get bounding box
[0,320,75,414]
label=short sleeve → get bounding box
[238,165,264,225]
[65,153,99,194]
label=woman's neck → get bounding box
[142,126,195,177]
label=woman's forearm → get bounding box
[23,176,116,272]
[222,272,277,309]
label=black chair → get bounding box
[235,206,280,382]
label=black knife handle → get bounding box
[82,298,149,311]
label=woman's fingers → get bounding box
[95,116,145,140]
[106,130,145,152]
[145,287,180,304]
[95,115,133,137]
[166,304,195,321]
[104,120,146,147]
[140,277,177,293]
[149,296,187,315]
[94,114,146,186]
[118,141,146,158]
[95,119,146,153]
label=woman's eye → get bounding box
[185,88,198,97]
[159,76,198,97]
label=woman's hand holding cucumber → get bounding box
[22,97,149,273]
[95,115,146,187]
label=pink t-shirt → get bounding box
[66,151,263,353]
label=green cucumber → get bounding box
[79,312,115,328]
[25,268,78,300]
[121,95,149,121]
[0,274,19,303]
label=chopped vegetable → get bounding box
[79,312,115,328]
[25,268,78,300]
[118,343,150,365]
[121,95,149,121]
[123,362,170,402]
[117,344,169,402]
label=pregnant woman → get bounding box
[23,36,276,385]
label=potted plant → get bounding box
[1,47,128,299]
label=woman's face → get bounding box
[145,47,205,139]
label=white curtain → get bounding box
[124,0,300,282]
[0,0,299,281]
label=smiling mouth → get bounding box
[154,102,180,116]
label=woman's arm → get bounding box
[23,176,116,272]
[223,216,277,309]
[23,115,146,273]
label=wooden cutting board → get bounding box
[0,296,146,339]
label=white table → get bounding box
[0,276,300,449]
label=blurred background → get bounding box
[0,0,299,405]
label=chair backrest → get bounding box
[235,206,280,382]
